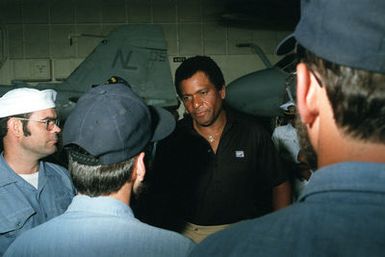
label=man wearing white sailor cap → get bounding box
[272,101,312,200]
[0,88,75,255]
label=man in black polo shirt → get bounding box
[139,56,291,243]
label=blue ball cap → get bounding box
[294,0,385,74]
[63,83,175,165]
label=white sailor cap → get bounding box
[280,101,296,116]
[0,88,57,118]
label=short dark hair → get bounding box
[68,155,135,197]
[0,117,10,138]
[174,56,225,96]
[298,44,385,143]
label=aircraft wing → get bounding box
[226,67,295,117]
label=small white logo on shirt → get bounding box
[235,150,245,158]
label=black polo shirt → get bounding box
[147,109,288,227]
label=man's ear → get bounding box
[8,118,23,137]
[133,152,146,183]
[131,152,146,195]
[219,85,226,100]
[296,63,320,126]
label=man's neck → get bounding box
[3,150,40,174]
[318,136,385,167]
[193,110,227,153]
[193,109,227,135]
[109,182,131,206]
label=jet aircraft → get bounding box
[0,24,178,120]
[225,34,297,118]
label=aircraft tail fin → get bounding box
[39,25,177,107]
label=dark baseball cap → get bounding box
[294,0,385,74]
[63,83,176,165]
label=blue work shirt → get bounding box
[190,162,385,257]
[0,154,75,255]
[4,195,195,257]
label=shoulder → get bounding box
[157,116,194,145]
[175,115,194,134]
[190,204,307,257]
[226,107,272,134]
[102,217,195,256]
[3,221,46,257]
[226,111,273,147]
[272,125,287,136]
[43,162,74,189]
[134,222,195,255]
[44,162,70,178]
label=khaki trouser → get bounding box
[181,222,232,243]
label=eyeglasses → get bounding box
[17,118,60,131]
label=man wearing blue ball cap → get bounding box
[4,83,194,257]
[189,0,385,256]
